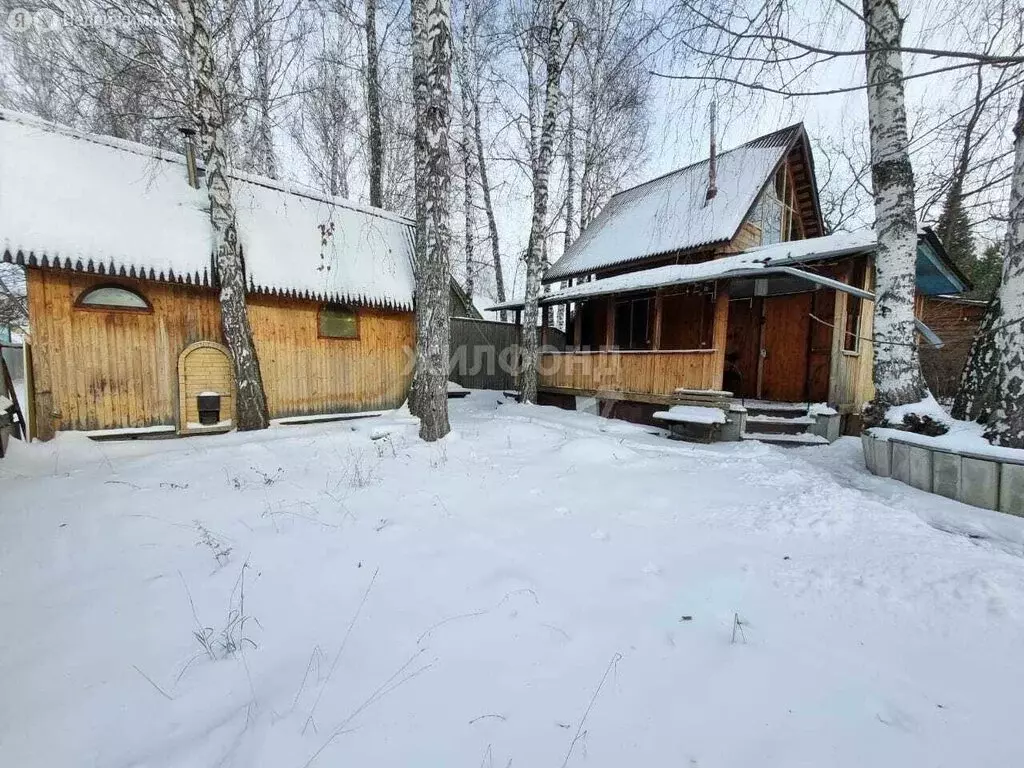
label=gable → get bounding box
[736,134,825,251]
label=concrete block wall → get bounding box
[862,431,1023,517]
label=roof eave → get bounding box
[920,226,972,293]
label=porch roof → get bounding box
[490,229,967,311]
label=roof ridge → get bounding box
[0,108,415,227]
[609,122,805,200]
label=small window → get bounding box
[319,306,358,339]
[844,296,862,352]
[76,285,150,311]
[759,194,783,245]
[843,258,868,353]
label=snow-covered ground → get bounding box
[3,394,1024,767]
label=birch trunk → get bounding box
[519,0,566,403]
[558,72,576,329]
[861,0,928,425]
[176,0,270,431]
[472,93,505,315]
[409,0,428,416]
[410,0,452,441]
[251,0,277,178]
[456,0,477,300]
[365,0,384,207]
[983,88,1024,447]
[952,296,1001,423]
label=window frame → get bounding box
[74,283,152,313]
[318,304,360,340]
[843,258,869,354]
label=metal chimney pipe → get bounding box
[705,102,718,203]
[179,126,199,189]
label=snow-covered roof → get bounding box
[492,231,877,309]
[0,110,415,310]
[492,228,967,311]
[545,124,813,282]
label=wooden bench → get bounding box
[654,389,737,443]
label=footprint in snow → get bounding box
[591,529,609,541]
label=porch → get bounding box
[492,231,961,432]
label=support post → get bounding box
[652,292,664,351]
[712,284,730,391]
[604,298,616,351]
[573,302,583,350]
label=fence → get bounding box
[449,318,565,391]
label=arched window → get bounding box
[76,285,151,311]
[319,306,359,339]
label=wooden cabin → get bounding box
[495,124,969,439]
[0,110,416,441]
[919,294,988,399]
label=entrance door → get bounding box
[760,293,813,402]
[725,298,761,398]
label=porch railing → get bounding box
[537,349,721,398]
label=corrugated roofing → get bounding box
[544,124,804,282]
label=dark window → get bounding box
[76,285,150,311]
[319,306,359,339]
[660,290,716,349]
[613,297,651,350]
[576,300,607,349]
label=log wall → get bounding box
[26,269,414,439]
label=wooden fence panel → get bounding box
[449,319,566,391]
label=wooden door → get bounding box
[725,298,761,398]
[760,293,812,402]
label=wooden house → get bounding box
[494,124,969,440]
[919,294,988,399]
[0,110,417,441]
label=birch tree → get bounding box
[984,89,1024,447]
[859,0,928,423]
[410,0,453,441]
[466,0,507,311]
[455,0,479,299]
[175,0,270,431]
[248,0,279,178]
[365,0,385,207]
[519,0,567,403]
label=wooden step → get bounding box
[745,414,816,426]
[737,400,811,419]
[740,430,829,446]
[744,414,816,435]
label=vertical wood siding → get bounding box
[26,269,414,438]
[247,295,414,417]
[538,350,719,395]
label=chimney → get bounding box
[705,102,718,203]
[179,126,199,189]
